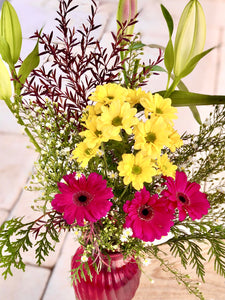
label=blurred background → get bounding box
[0,0,225,299]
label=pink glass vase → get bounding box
[71,246,141,300]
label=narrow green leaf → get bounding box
[129,41,145,51]
[189,106,202,125]
[16,40,40,92]
[177,79,202,124]
[161,4,174,37]
[151,65,166,72]
[0,57,11,100]
[180,47,215,78]
[0,1,22,64]
[164,39,174,74]
[158,90,225,107]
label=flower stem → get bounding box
[101,143,108,179]
[164,76,181,98]
[120,183,130,200]
[4,96,41,153]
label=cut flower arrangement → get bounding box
[0,0,225,299]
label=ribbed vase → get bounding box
[71,246,141,300]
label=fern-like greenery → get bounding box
[0,1,225,299]
[0,212,66,279]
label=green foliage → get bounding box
[161,4,174,38]
[0,212,65,278]
[161,4,174,81]
[166,220,225,282]
[16,37,40,93]
[120,33,163,89]
[148,246,204,300]
[19,99,81,211]
[0,218,31,278]
[179,47,215,79]
[1,1,225,299]
[159,90,225,107]
[164,39,174,77]
[171,105,225,182]
[71,262,93,285]
[207,231,225,276]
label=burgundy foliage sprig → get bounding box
[22,0,136,129]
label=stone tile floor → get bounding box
[0,0,225,299]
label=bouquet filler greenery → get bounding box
[0,0,225,299]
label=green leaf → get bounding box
[177,79,202,124]
[129,41,145,51]
[0,1,22,64]
[16,39,40,92]
[151,65,166,73]
[0,57,11,100]
[158,90,225,107]
[164,39,174,75]
[0,36,13,69]
[179,47,215,79]
[161,4,174,37]
[189,106,202,124]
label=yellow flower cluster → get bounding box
[72,83,183,190]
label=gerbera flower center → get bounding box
[145,132,156,143]
[138,205,154,221]
[177,192,190,205]
[132,164,142,175]
[112,116,122,126]
[73,191,93,206]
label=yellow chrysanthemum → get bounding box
[156,153,177,178]
[72,141,100,168]
[167,128,184,152]
[81,105,99,123]
[80,115,108,147]
[140,93,178,125]
[126,88,148,107]
[89,83,127,113]
[117,152,157,190]
[133,118,168,157]
[99,99,138,141]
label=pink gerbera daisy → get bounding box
[123,187,174,242]
[51,172,113,226]
[162,171,210,221]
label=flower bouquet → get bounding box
[0,0,225,299]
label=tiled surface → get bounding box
[1,0,225,299]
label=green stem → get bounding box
[164,76,181,98]
[120,183,130,200]
[4,97,14,114]
[4,96,41,153]
[101,143,108,179]
[120,50,129,87]
[166,73,171,91]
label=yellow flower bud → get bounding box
[174,0,206,78]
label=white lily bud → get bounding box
[174,0,206,78]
